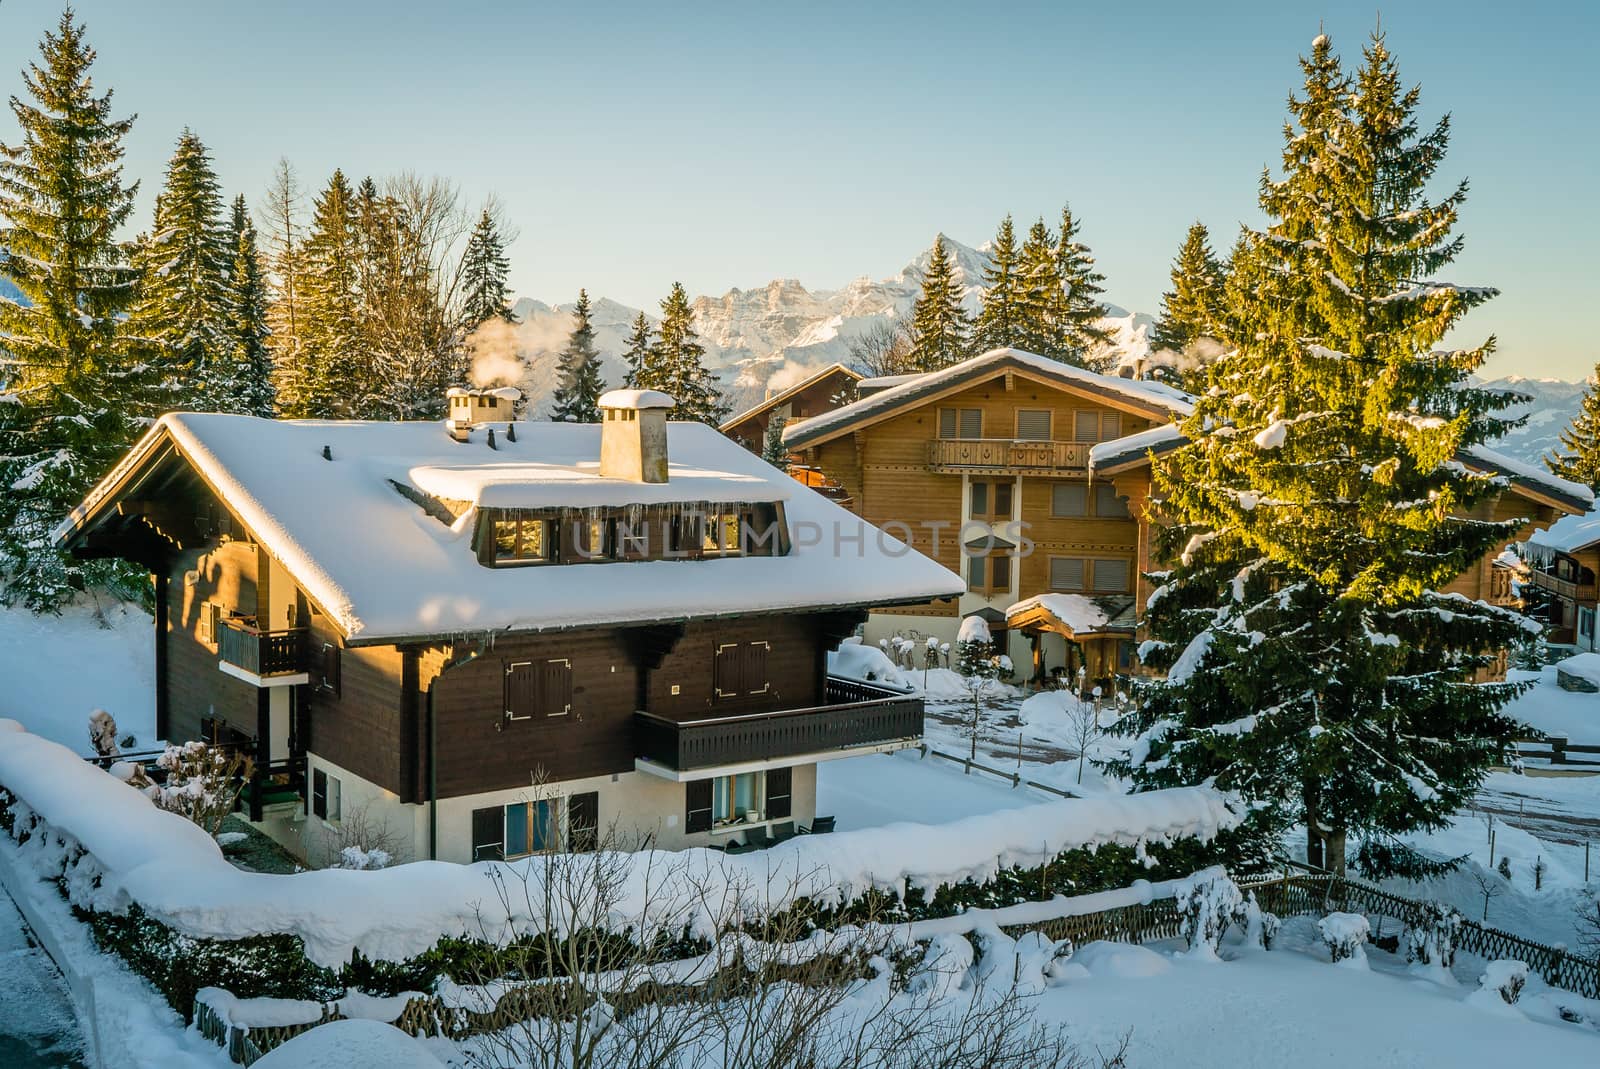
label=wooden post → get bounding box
[153,571,170,741]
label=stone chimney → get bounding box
[598,389,674,483]
[447,386,522,442]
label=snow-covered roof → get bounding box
[1554,652,1600,687]
[56,414,963,644]
[856,373,922,394]
[1006,593,1137,636]
[446,386,521,401]
[719,362,861,432]
[1527,507,1600,555]
[1088,424,1185,474]
[783,348,1193,450]
[598,388,675,410]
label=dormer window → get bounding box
[493,516,549,564]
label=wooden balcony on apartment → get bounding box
[218,618,310,687]
[927,438,1090,475]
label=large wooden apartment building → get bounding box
[55,389,961,866]
[783,348,1591,688]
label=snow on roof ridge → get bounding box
[1088,424,1186,470]
[599,388,674,409]
[1461,443,1594,508]
[784,348,1193,448]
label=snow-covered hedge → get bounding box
[0,719,1245,969]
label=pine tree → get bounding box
[1107,32,1527,878]
[1013,218,1060,358]
[288,170,364,418]
[761,416,789,467]
[1053,204,1112,367]
[620,311,653,389]
[1546,372,1600,491]
[907,235,972,371]
[1150,222,1227,355]
[226,195,274,417]
[639,282,727,425]
[460,208,514,330]
[0,9,151,610]
[548,289,606,423]
[973,215,1023,352]
[128,129,233,407]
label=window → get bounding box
[505,658,573,720]
[714,641,771,700]
[1091,558,1131,593]
[471,806,504,861]
[703,512,742,555]
[568,791,599,852]
[1051,484,1088,517]
[1073,411,1122,443]
[311,768,341,822]
[967,554,988,591]
[1582,608,1596,640]
[969,553,1012,594]
[1015,409,1052,441]
[1050,557,1086,591]
[318,641,341,695]
[970,480,1013,520]
[970,481,988,517]
[1094,482,1130,518]
[493,516,548,564]
[708,771,766,829]
[938,407,983,438]
[502,798,561,858]
[197,601,220,645]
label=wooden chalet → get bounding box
[54,388,962,865]
[719,362,861,456]
[1526,509,1600,651]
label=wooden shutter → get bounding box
[970,481,989,517]
[568,791,599,852]
[1094,482,1129,518]
[992,553,1012,589]
[1101,413,1122,440]
[959,409,983,438]
[968,555,987,590]
[1015,409,1052,441]
[1092,558,1130,593]
[471,806,504,861]
[1050,557,1085,591]
[766,767,792,820]
[938,408,957,438]
[506,661,537,720]
[994,482,1013,516]
[714,643,743,699]
[320,642,341,695]
[744,641,770,695]
[1052,484,1087,517]
[685,779,713,834]
[540,658,573,716]
[312,768,327,820]
[1074,411,1099,443]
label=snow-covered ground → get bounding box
[0,887,87,1068]
[1505,666,1600,743]
[0,598,155,754]
[816,749,1048,829]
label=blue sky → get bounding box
[2,1,1594,378]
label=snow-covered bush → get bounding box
[1404,902,1464,971]
[1232,891,1280,951]
[149,740,253,836]
[1477,960,1528,1005]
[88,709,120,758]
[907,933,974,1001]
[1317,912,1370,967]
[336,845,392,870]
[1176,875,1242,960]
[1012,930,1074,993]
[317,803,405,869]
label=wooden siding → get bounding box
[1015,477,1140,600]
[648,615,821,720]
[166,539,260,746]
[304,612,409,796]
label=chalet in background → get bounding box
[784,348,1591,689]
[719,362,861,456]
[54,388,962,865]
[1526,510,1600,651]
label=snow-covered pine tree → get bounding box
[1013,218,1060,358]
[459,208,514,330]
[619,310,653,389]
[973,215,1022,352]
[226,195,274,417]
[640,282,727,424]
[0,10,153,610]
[548,289,606,422]
[1052,204,1112,368]
[761,416,789,467]
[907,235,972,371]
[1546,370,1600,491]
[1150,222,1227,356]
[128,129,233,408]
[287,169,365,418]
[1107,32,1529,877]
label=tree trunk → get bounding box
[1325,829,1347,875]
[1303,780,1324,870]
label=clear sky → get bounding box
[2,1,1594,378]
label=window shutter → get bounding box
[970,481,989,517]
[1094,482,1130,518]
[1101,413,1122,440]
[312,769,327,820]
[938,408,957,438]
[994,482,1013,516]
[992,553,1012,589]
[540,659,573,716]
[1052,484,1087,517]
[714,644,743,699]
[959,409,983,438]
[685,779,713,834]
[744,641,770,695]
[506,661,537,720]
[1015,409,1052,441]
[766,767,792,820]
[568,791,599,852]
[1092,558,1130,592]
[1074,411,1099,443]
[1050,557,1085,591]
[320,642,341,695]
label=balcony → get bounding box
[1528,569,1597,604]
[634,676,924,775]
[928,438,1090,475]
[218,618,310,687]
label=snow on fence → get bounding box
[0,719,1244,967]
[1243,870,1600,1000]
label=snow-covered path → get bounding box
[0,888,87,1068]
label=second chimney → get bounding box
[598,389,674,483]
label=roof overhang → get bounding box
[719,362,862,435]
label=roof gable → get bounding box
[720,362,862,434]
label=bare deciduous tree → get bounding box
[846,314,914,378]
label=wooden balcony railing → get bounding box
[927,438,1090,473]
[219,618,308,679]
[1528,569,1597,603]
[635,676,924,772]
